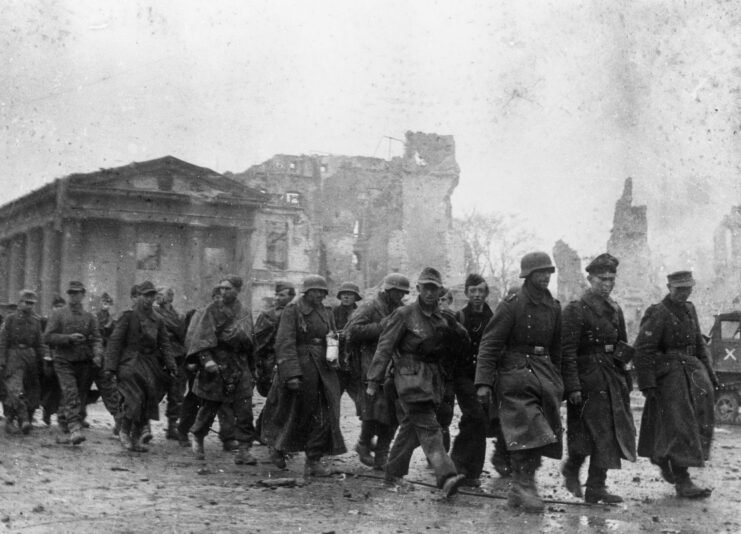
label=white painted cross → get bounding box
[724,348,737,361]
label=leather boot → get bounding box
[119,418,132,450]
[191,433,205,460]
[585,465,622,503]
[509,453,544,513]
[374,451,388,472]
[234,445,258,465]
[70,425,86,445]
[269,447,287,469]
[130,424,148,453]
[657,458,676,484]
[355,442,375,467]
[675,468,712,499]
[177,430,191,447]
[141,422,153,444]
[304,456,333,477]
[166,419,180,440]
[561,456,584,498]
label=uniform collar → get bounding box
[297,295,322,316]
[414,298,441,319]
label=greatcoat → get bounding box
[634,296,715,467]
[475,282,564,458]
[561,290,636,468]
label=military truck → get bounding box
[708,311,741,424]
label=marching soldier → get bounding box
[560,253,636,503]
[366,267,466,497]
[43,281,103,445]
[154,287,187,440]
[634,270,717,499]
[0,290,46,434]
[475,252,564,512]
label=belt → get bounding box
[584,344,615,354]
[666,346,696,357]
[299,338,326,347]
[509,344,549,356]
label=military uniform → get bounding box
[476,252,563,511]
[450,302,493,481]
[154,301,187,434]
[43,298,103,436]
[0,308,45,432]
[261,294,346,461]
[91,306,121,425]
[561,288,636,499]
[367,293,463,491]
[634,276,717,498]
[345,290,403,469]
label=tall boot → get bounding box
[130,423,149,453]
[355,420,375,467]
[674,466,712,499]
[584,464,622,503]
[304,454,332,477]
[491,425,512,477]
[119,417,133,451]
[509,452,544,513]
[373,423,394,471]
[190,433,205,460]
[166,418,179,440]
[561,454,584,498]
[234,443,258,465]
[141,421,153,444]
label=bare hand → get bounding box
[476,386,492,405]
[366,382,379,397]
[568,391,582,405]
[204,360,219,373]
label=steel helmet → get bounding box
[337,281,362,300]
[301,274,329,293]
[382,273,411,293]
[519,251,555,278]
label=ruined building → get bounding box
[607,177,657,336]
[231,131,466,306]
[0,132,465,313]
[712,207,741,309]
[552,239,587,304]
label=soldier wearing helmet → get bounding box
[366,267,467,498]
[261,274,346,476]
[344,273,409,469]
[475,251,564,512]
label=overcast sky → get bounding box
[2,1,740,270]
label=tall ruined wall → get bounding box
[553,239,587,304]
[399,131,464,286]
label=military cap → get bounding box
[137,281,158,295]
[586,253,619,274]
[52,295,66,307]
[66,281,86,294]
[218,274,243,291]
[667,270,695,288]
[337,281,362,300]
[100,292,114,304]
[417,267,443,288]
[130,284,140,298]
[19,289,38,303]
[275,281,295,294]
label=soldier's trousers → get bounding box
[3,351,41,424]
[90,363,120,419]
[450,374,487,479]
[179,374,235,442]
[338,369,362,416]
[190,371,256,445]
[165,357,186,424]
[53,358,93,432]
[386,399,458,488]
[434,381,455,452]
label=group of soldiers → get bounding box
[0,249,718,513]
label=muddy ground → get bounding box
[1,393,740,534]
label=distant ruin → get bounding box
[553,239,587,304]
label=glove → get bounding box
[204,360,219,373]
[476,385,492,405]
[186,363,198,372]
[642,387,657,400]
[568,391,583,406]
[285,377,301,391]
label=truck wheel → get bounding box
[715,392,739,425]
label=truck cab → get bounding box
[708,311,741,424]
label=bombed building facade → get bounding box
[0,132,465,313]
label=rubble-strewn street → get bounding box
[1,394,739,534]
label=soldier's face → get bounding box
[304,289,327,307]
[417,283,441,307]
[219,283,238,304]
[139,292,156,310]
[17,300,33,313]
[274,289,293,308]
[386,289,406,306]
[529,270,551,290]
[465,283,488,306]
[67,290,85,305]
[668,285,692,303]
[339,293,357,307]
[588,273,616,298]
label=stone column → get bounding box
[40,223,62,312]
[115,223,137,307]
[60,219,83,288]
[185,226,205,308]
[24,228,43,293]
[0,241,9,303]
[8,234,26,299]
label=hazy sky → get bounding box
[2,1,740,270]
